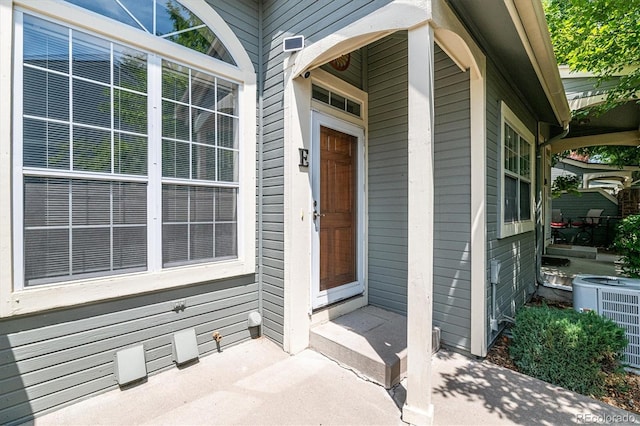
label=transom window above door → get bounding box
[312,84,362,117]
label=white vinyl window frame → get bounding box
[499,101,535,238]
[2,0,256,317]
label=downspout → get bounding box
[535,121,570,287]
[257,0,264,334]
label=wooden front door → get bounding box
[319,126,357,291]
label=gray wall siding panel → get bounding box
[320,48,363,89]
[563,77,619,101]
[432,47,471,351]
[0,276,258,424]
[205,0,259,67]
[0,2,263,423]
[366,39,472,352]
[553,191,619,220]
[367,33,409,316]
[485,60,538,345]
[260,0,393,344]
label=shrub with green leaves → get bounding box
[510,305,627,396]
[613,214,640,278]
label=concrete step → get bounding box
[542,272,574,287]
[546,244,597,259]
[310,305,407,389]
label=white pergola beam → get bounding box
[550,130,640,154]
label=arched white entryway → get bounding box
[281,1,486,424]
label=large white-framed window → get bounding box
[5,0,255,316]
[500,101,535,238]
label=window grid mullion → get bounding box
[188,68,193,261]
[67,28,74,275]
[68,180,73,276]
[110,42,115,175]
[215,77,218,182]
[148,53,163,272]
[189,68,193,181]
[69,27,74,173]
[153,0,157,35]
[110,182,114,271]
[213,188,217,258]
[187,187,192,261]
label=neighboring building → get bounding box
[0,1,570,424]
[544,67,640,246]
[553,157,640,194]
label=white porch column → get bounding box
[402,23,435,426]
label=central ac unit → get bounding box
[573,275,640,371]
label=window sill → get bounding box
[1,258,255,318]
[499,220,535,239]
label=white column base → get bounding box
[402,403,434,426]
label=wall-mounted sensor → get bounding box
[283,35,304,52]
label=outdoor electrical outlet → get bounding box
[490,318,499,331]
[212,331,222,342]
[172,299,186,312]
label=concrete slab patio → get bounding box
[34,338,638,425]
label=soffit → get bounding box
[447,0,559,125]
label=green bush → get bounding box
[613,214,640,278]
[510,305,627,396]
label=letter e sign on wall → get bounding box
[299,148,309,167]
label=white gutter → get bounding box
[505,0,571,129]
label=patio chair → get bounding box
[550,209,569,243]
[571,208,604,227]
[571,208,604,245]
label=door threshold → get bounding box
[311,294,367,326]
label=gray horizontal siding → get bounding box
[485,60,538,344]
[260,0,392,344]
[553,191,619,220]
[552,191,619,245]
[320,48,363,89]
[562,77,619,101]
[432,46,471,352]
[206,0,259,67]
[367,33,408,315]
[0,276,258,424]
[260,0,284,342]
[367,40,473,352]
[0,3,263,423]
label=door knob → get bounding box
[313,210,325,220]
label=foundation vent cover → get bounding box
[114,345,147,385]
[172,328,199,365]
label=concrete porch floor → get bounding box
[34,337,636,425]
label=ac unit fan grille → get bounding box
[600,290,640,369]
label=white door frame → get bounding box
[311,111,366,309]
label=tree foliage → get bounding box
[544,0,640,115]
[568,146,640,168]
